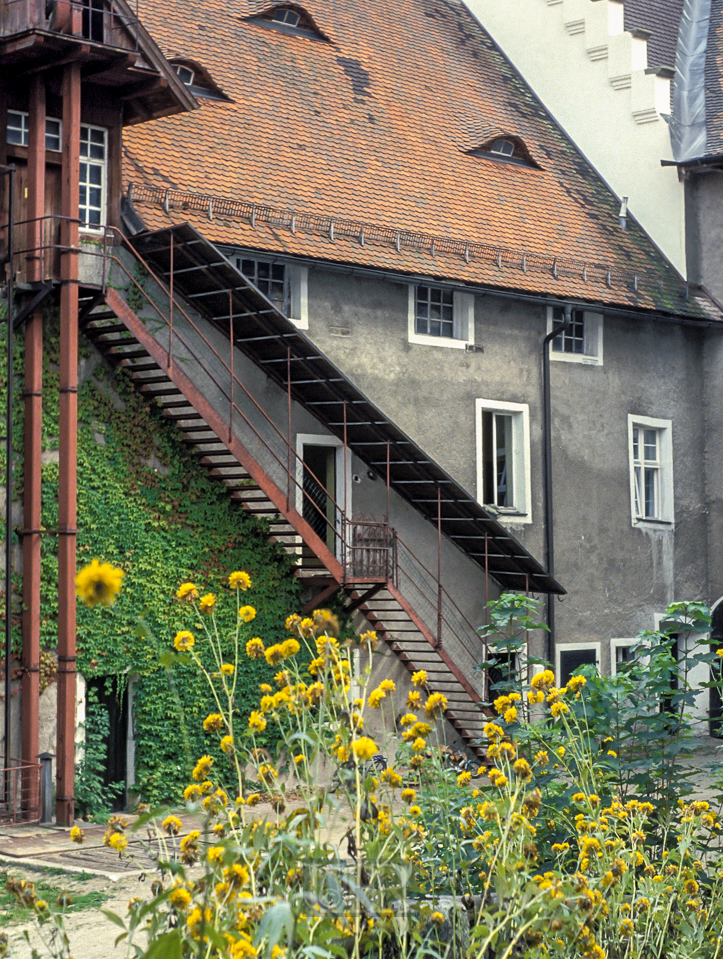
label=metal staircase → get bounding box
[74,228,561,757]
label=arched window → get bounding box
[246,4,330,41]
[467,134,539,168]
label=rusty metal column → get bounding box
[436,487,442,648]
[21,75,46,796]
[56,63,80,827]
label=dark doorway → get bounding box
[86,676,128,811]
[81,0,105,42]
[302,444,338,560]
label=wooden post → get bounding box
[56,63,81,828]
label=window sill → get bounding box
[551,351,602,367]
[288,316,309,331]
[486,507,532,525]
[633,516,674,530]
[408,332,472,350]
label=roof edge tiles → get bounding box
[130,221,565,596]
[128,182,717,321]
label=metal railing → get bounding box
[342,520,397,583]
[0,760,41,824]
[0,0,140,48]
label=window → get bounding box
[174,64,195,86]
[475,399,531,521]
[229,252,309,329]
[557,643,600,685]
[490,138,515,157]
[7,110,29,146]
[45,118,61,151]
[628,415,673,526]
[272,7,300,26]
[547,306,603,365]
[79,125,107,229]
[407,285,474,349]
[611,639,637,676]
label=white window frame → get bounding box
[407,285,475,349]
[611,638,638,676]
[556,642,601,685]
[294,433,352,561]
[228,251,309,330]
[628,414,674,528]
[6,110,63,151]
[547,306,604,366]
[475,399,531,523]
[79,123,108,232]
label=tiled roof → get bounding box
[123,0,718,320]
[624,0,684,70]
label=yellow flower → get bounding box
[551,842,570,854]
[531,669,555,690]
[192,755,214,781]
[513,758,532,781]
[412,737,426,753]
[169,887,192,910]
[176,582,198,602]
[220,735,234,754]
[108,833,128,853]
[457,771,471,787]
[368,688,385,709]
[258,763,277,785]
[380,679,396,693]
[75,559,124,608]
[550,701,569,718]
[280,638,301,658]
[717,648,723,658]
[239,605,257,623]
[162,815,182,836]
[246,793,261,806]
[70,826,84,844]
[360,629,379,649]
[286,613,302,631]
[684,879,699,896]
[203,713,224,733]
[503,706,518,723]
[382,768,403,788]
[248,711,267,733]
[264,644,284,666]
[198,593,216,615]
[174,630,195,652]
[246,638,265,659]
[221,663,234,675]
[424,692,448,718]
[430,911,445,925]
[351,737,378,761]
[229,571,252,590]
[401,788,416,804]
[568,675,587,693]
[484,721,504,741]
[183,784,201,802]
[409,805,422,816]
[407,690,422,709]
[412,670,428,687]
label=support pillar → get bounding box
[56,63,80,827]
[21,75,45,811]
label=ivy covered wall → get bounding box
[3,310,300,804]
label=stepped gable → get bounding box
[624,0,684,70]
[123,0,718,320]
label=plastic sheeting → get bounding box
[670,0,712,160]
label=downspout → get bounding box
[4,164,15,776]
[541,305,572,665]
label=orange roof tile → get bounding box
[123,0,717,320]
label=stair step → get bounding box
[179,425,216,434]
[161,410,204,421]
[110,347,150,360]
[138,386,182,397]
[158,400,196,410]
[130,374,170,385]
[86,323,132,337]
[123,361,159,373]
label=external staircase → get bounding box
[76,228,561,757]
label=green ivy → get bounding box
[32,312,300,804]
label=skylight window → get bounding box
[168,59,232,101]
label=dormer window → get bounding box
[467,134,539,168]
[174,64,195,86]
[168,59,231,102]
[272,7,300,27]
[490,138,515,158]
[246,4,330,41]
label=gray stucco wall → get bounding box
[276,259,717,675]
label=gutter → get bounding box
[541,305,572,666]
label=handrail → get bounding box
[110,229,353,527]
[103,247,351,554]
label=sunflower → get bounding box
[75,559,124,608]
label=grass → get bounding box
[0,870,109,924]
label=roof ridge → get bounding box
[129,181,696,309]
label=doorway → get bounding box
[85,675,129,811]
[296,435,350,564]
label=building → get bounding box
[120,0,723,690]
[1,0,563,821]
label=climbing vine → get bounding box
[31,312,300,804]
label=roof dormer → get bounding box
[169,59,232,102]
[467,134,540,169]
[245,4,330,42]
